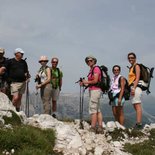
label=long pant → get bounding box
[40,83,52,114]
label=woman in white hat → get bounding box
[36,56,52,114]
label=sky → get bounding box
[0,0,155,95]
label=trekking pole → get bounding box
[25,79,30,117]
[80,85,85,129]
[75,78,85,129]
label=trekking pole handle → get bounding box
[75,77,85,83]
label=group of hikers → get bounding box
[0,47,151,134]
[0,47,63,118]
[80,53,147,134]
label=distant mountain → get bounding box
[21,92,155,128]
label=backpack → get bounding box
[51,67,61,89]
[91,65,110,93]
[118,76,130,100]
[133,64,154,94]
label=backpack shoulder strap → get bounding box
[87,65,100,77]
[133,63,139,74]
[56,67,60,77]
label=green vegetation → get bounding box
[2,110,22,126]
[107,128,144,141]
[124,129,155,155]
[0,125,61,155]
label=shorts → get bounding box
[111,93,125,107]
[51,87,60,101]
[11,82,26,95]
[89,90,102,114]
[131,87,142,104]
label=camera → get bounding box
[34,75,41,84]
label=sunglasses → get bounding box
[52,61,58,63]
[114,69,120,72]
[128,56,135,60]
[87,59,93,63]
[113,68,120,72]
[40,60,48,63]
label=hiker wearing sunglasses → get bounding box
[36,56,52,114]
[50,57,63,118]
[80,55,104,134]
[109,65,126,125]
[128,52,143,129]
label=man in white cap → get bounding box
[5,48,30,112]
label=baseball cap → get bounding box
[15,48,24,54]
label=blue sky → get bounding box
[0,0,155,95]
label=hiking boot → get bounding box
[89,127,96,133]
[96,126,104,134]
[134,123,143,130]
[16,107,20,112]
[52,113,57,118]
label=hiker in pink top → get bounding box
[80,55,104,134]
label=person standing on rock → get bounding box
[109,65,126,125]
[80,55,104,134]
[36,56,52,114]
[50,57,63,118]
[5,48,30,112]
[127,52,143,129]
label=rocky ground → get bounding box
[1,92,155,155]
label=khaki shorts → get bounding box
[89,90,102,114]
[51,87,60,101]
[131,87,142,104]
[11,82,26,95]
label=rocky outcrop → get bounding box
[0,92,155,155]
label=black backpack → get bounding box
[108,76,130,102]
[118,76,130,100]
[91,65,110,93]
[133,64,154,94]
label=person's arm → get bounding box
[118,77,125,106]
[131,64,140,96]
[82,67,100,85]
[133,64,140,89]
[36,67,51,89]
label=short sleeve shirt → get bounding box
[88,66,101,91]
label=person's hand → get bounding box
[36,84,42,89]
[0,67,6,75]
[118,98,122,106]
[131,87,135,96]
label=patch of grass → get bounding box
[124,129,155,155]
[124,128,144,138]
[2,110,21,126]
[107,128,126,141]
[107,128,145,141]
[0,125,61,155]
